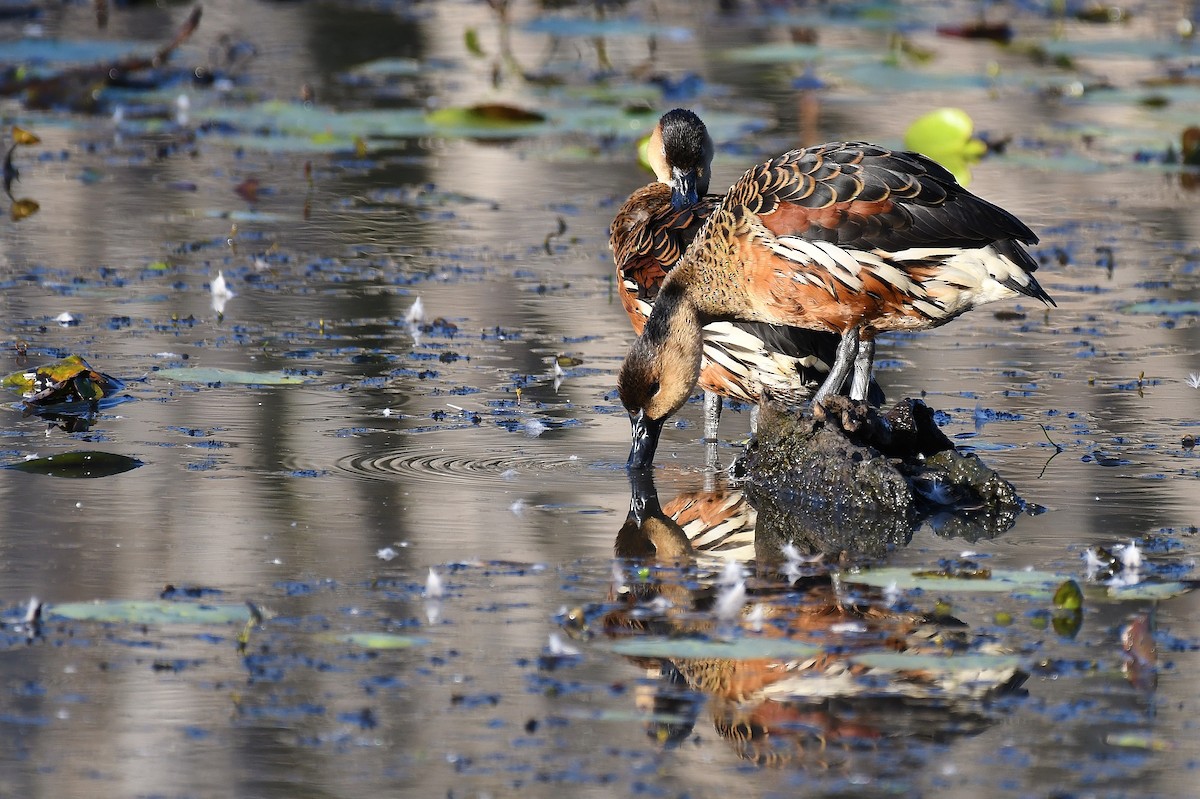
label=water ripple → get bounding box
[335,443,622,484]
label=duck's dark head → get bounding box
[647,109,713,211]
[617,300,704,469]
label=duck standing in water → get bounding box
[618,109,1055,469]
[610,109,881,458]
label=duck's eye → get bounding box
[648,380,660,396]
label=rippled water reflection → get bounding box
[2,1,1199,797]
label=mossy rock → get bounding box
[739,398,1027,559]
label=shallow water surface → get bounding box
[1,1,1199,797]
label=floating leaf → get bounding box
[4,451,143,478]
[1120,299,1200,315]
[0,39,157,67]
[1105,732,1174,751]
[1053,579,1084,610]
[846,567,1059,595]
[3,355,125,410]
[848,651,1023,673]
[3,355,115,392]
[10,198,39,221]
[1037,38,1197,60]
[331,632,430,650]
[155,367,306,385]
[608,637,823,660]
[50,600,251,625]
[202,102,762,152]
[1107,581,1198,601]
[637,133,652,173]
[721,43,873,65]
[904,107,987,184]
[426,103,546,129]
[522,16,692,38]
[11,125,40,145]
[348,57,425,77]
[905,107,982,155]
[464,28,485,57]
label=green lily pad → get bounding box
[347,57,425,77]
[522,17,691,39]
[332,632,430,650]
[903,107,988,184]
[721,43,874,65]
[608,637,822,660]
[905,108,986,158]
[5,451,143,478]
[846,567,1060,595]
[1106,581,1198,601]
[0,39,155,67]
[1037,38,1198,61]
[1105,731,1174,751]
[848,651,1023,673]
[425,103,549,136]
[50,600,250,624]
[201,103,435,150]
[201,101,765,153]
[155,367,305,385]
[1120,299,1200,315]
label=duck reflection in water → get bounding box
[567,470,1028,766]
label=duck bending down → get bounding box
[618,109,1055,469]
[611,109,882,461]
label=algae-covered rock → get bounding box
[740,397,1028,559]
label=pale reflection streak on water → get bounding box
[1,1,1199,797]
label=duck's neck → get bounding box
[645,280,701,340]
[644,280,705,410]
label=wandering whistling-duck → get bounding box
[610,109,881,459]
[618,109,1055,469]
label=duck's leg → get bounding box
[703,390,722,473]
[812,328,859,405]
[848,336,875,401]
[702,390,722,441]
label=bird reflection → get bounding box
[571,470,1027,768]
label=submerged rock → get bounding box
[739,397,1029,560]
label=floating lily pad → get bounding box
[608,637,823,660]
[5,451,143,478]
[848,651,1023,673]
[425,103,548,135]
[1037,38,1198,60]
[347,57,425,77]
[846,567,1060,594]
[1105,731,1174,751]
[155,367,306,385]
[721,43,875,65]
[905,108,987,160]
[50,600,250,624]
[1106,581,1198,601]
[838,62,1001,94]
[332,632,430,649]
[200,103,436,150]
[522,16,691,39]
[201,100,767,153]
[0,39,155,67]
[1120,299,1200,315]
